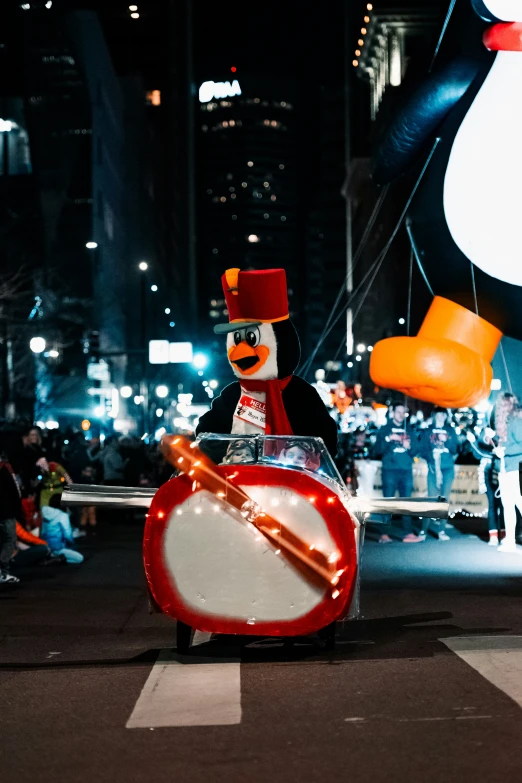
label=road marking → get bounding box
[126,649,241,728]
[441,636,522,710]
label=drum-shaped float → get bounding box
[144,464,359,637]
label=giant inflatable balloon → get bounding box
[369,0,522,408]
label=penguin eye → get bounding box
[233,331,242,346]
[245,327,260,348]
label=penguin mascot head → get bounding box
[214,268,300,382]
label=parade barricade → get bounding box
[354,459,487,518]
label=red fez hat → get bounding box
[214,268,289,334]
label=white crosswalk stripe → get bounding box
[441,636,522,709]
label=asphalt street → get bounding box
[2,517,522,783]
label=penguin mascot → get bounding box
[196,267,338,456]
[369,0,522,408]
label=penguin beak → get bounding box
[228,342,270,375]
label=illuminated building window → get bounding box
[146,90,161,106]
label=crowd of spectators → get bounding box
[0,425,173,585]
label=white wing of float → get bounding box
[61,484,449,519]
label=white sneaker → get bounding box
[73,529,87,538]
[0,573,20,584]
[438,531,450,541]
[498,541,519,554]
[488,536,499,546]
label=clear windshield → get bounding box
[195,434,344,487]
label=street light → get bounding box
[151,285,158,292]
[138,261,148,271]
[156,384,169,398]
[30,337,46,354]
[165,307,171,314]
[86,241,98,249]
[120,385,133,398]
[193,352,208,370]
[398,318,405,325]
[48,349,59,358]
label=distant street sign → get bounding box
[149,340,170,364]
[149,340,194,364]
[87,360,110,381]
[169,342,193,363]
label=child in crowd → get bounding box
[40,494,84,564]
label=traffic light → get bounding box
[84,330,101,359]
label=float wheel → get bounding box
[176,621,193,654]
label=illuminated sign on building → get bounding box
[198,79,242,103]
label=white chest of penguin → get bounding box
[232,388,267,434]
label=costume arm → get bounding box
[196,382,240,436]
[289,377,338,457]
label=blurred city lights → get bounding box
[130,12,140,18]
[86,241,98,249]
[356,343,366,352]
[30,337,46,353]
[129,4,138,9]
[48,349,59,358]
[94,405,105,417]
[247,234,260,243]
[356,355,362,362]
[368,345,374,352]
[165,307,171,314]
[209,379,219,389]
[45,420,59,430]
[81,419,91,431]
[398,317,406,325]
[491,378,502,391]
[156,408,164,417]
[138,261,148,271]
[156,384,169,398]
[347,362,354,368]
[193,352,209,369]
[120,385,133,398]
[151,284,158,292]
[134,395,144,405]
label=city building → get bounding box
[195,72,301,383]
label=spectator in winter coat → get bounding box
[41,495,84,564]
[418,408,459,501]
[98,436,127,486]
[0,454,24,584]
[375,405,423,543]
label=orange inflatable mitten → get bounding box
[369,297,502,408]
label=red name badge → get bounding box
[234,394,266,430]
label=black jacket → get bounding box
[0,464,24,523]
[196,375,338,457]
